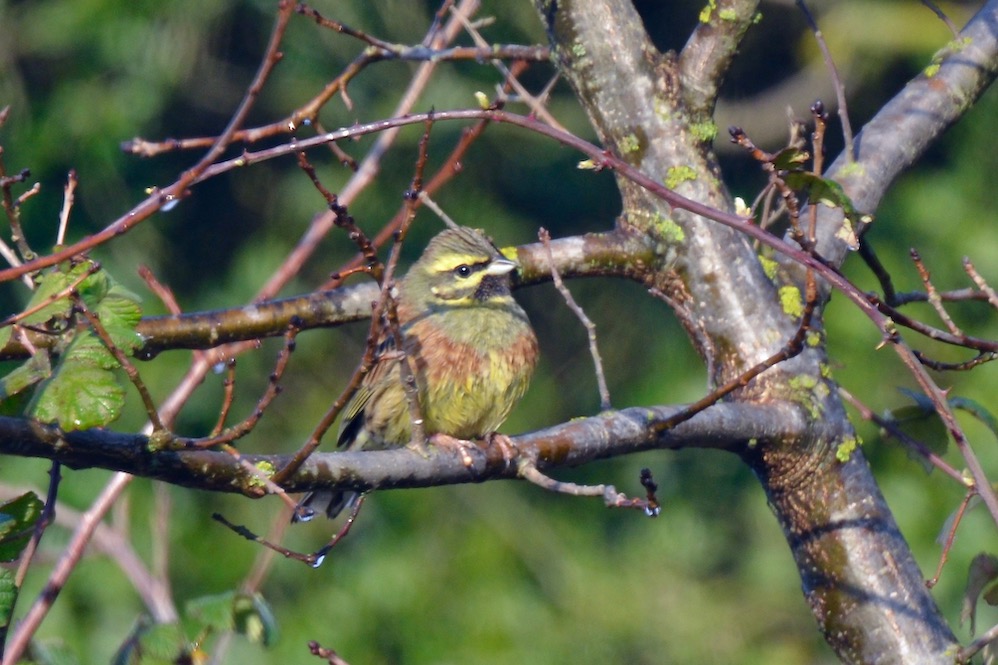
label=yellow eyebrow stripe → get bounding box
[428,253,488,273]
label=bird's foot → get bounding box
[485,432,519,469]
[427,433,479,468]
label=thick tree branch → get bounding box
[679,0,761,117]
[533,1,973,662]
[813,0,998,268]
[0,403,803,496]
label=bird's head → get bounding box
[401,227,519,310]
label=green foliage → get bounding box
[23,268,142,430]
[0,491,43,562]
[111,592,277,664]
[0,492,43,638]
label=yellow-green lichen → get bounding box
[699,0,717,22]
[665,165,697,190]
[788,374,825,420]
[147,429,174,452]
[249,460,276,489]
[572,42,587,58]
[619,133,641,155]
[835,435,862,463]
[690,120,718,143]
[819,362,833,379]
[927,36,973,77]
[758,255,779,281]
[652,213,686,243]
[838,161,866,178]
[718,8,738,21]
[779,285,804,319]
[806,330,822,348]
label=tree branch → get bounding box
[0,403,803,496]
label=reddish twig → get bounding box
[925,488,975,588]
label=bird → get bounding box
[293,226,539,522]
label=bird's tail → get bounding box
[292,490,360,522]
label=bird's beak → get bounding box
[485,257,518,276]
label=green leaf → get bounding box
[19,264,92,328]
[963,553,998,635]
[112,619,188,665]
[771,146,809,171]
[26,270,142,431]
[0,352,52,400]
[0,492,44,562]
[30,349,126,430]
[783,171,871,226]
[185,591,278,648]
[186,591,236,632]
[884,390,949,470]
[949,396,998,441]
[233,593,278,647]
[0,568,18,635]
[94,282,143,354]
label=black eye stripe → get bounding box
[452,261,488,278]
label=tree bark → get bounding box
[532,0,977,660]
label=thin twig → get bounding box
[958,620,998,663]
[73,294,166,433]
[796,0,855,161]
[963,257,998,310]
[191,320,301,448]
[13,462,61,589]
[925,488,974,588]
[2,472,135,665]
[539,227,611,410]
[910,248,961,336]
[451,8,565,131]
[417,191,460,230]
[0,261,100,328]
[518,460,659,514]
[837,387,965,484]
[912,350,997,372]
[56,170,77,247]
[919,0,960,38]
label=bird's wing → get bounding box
[336,333,400,449]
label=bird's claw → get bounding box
[427,433,479,467]
[485,432,519,469]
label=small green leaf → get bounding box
[0,569,18,634]
[186,591,236,632]
[771,146,809,170]
[0,352,52,400]
[963,553,998,635]
[135,622,187,661]
[112,619,188,665]
[30,350,126,430]
[234,593,278,646]
[0,492,43,562]
[886,390,950,469]
[26,271,142,431]
[19,265,91,328]
[950,397,998,441]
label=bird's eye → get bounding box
[455,264,472,278]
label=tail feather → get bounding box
[292,490,360,522]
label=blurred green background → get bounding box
[0,0,995,662]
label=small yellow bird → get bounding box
[294,226,538,521]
